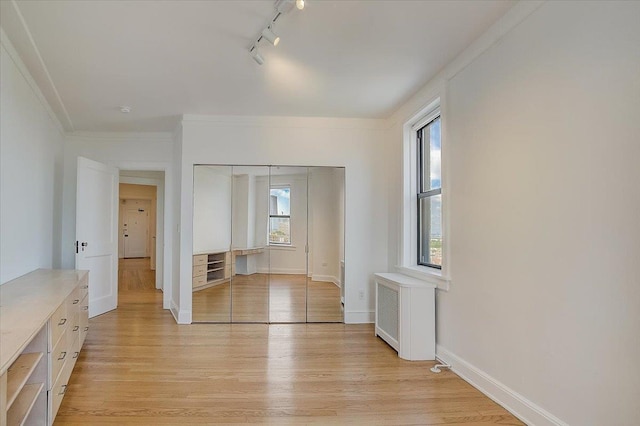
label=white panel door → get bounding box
[123,205,149,258]
[75,156,119,318]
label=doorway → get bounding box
[117,172,164,306]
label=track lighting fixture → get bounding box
[249,46,264,65]
[262,27,280,47]
[248,0,304,65]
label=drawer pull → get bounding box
[73,326,80,331]
[59,385,67,395]
[73,352,79,359]
[58,351,67,360]
[82,306,89,311]
[58,318,67,326]
[73,299,80,304]
[84,326,89,331]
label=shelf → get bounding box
[208,260,224,265]
[206,267,224,273]
[7,382,44,426]
[6,352,43,409]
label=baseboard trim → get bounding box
[170,300,191,324]
[256,267,306,275]
[311,274,340,287]
[436,345,568,426]
[344,310,374,324]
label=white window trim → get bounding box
[269,184,292,247]
[398,94,451,291]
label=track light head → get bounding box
[296,0,305,10]
[262,27,280,46]
[249,46,264,65]
[275,0,295,14]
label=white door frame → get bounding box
[111,161,173,311]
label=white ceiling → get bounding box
[1,0,514,132]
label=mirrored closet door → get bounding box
[230,166,270,323]
[192,165,344,324]
[192,165,232,323]
[268,166,308,323]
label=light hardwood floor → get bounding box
[192,274,343,323]
[55,259,523,425]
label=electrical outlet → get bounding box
[358,290,364,300]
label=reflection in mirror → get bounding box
[192,165,232,322]
[231,166,270,322]
[192,165,345,324]
[267,167,308,323]
[307,167,345,322]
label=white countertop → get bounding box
[0,269,88,375]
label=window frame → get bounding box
[268,184,292,246]
[417,116,442,269]
[398,96,450,289]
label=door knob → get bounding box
[81,241,88,251]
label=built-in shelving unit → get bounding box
[192,251,231,292]
[0,269,89,426]
[5,352,44,425]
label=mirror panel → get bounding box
[192,165,232,322]
[192,165,345,324]
[268,167,308,323]
[231,166,270,322]
[307,167,345,323]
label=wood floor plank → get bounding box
[54,259,523,425]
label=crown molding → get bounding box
[0,27,65,134]
[5,0,75,131]
[389,0,545,127]
[181,114,391,130]
[66,131,174,143]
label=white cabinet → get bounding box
[0,269,89,426]
[374,273,436,361]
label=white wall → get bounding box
[0,32,64,284]
[309,167,343,283]
[193,166,231,253]
[62,132,175,310]
[389,2,640,425]
[179,116,390,323]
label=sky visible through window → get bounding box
[270,187,290,215]
[429,119,442,239]
[270,187,291,244]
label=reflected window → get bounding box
[417,116,442,268]
[269,186,291,245]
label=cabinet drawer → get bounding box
[69,310,80,348]
[51,328,68,384]
[78,275,89,301]
[50,301,68,348]
[192,275,206,288]
[79,294,89,348]
[51,356,74,420]
[70,333,81,367]
[67,286,81,313]
[193,254,207,266]
[193,264,206,277]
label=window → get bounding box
[417,116,442,268]
[269,186,291,245]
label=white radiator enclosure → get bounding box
[374,273,436,361]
